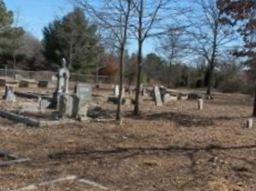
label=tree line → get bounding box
[0,0,255,119]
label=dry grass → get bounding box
[0,89,256,190]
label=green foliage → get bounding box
[42,7,103,73]
[0,0,24,68]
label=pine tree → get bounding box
[42,7,103,73]
[0,0,24,69]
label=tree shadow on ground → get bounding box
[141,112,214,127]
[136,111,248,127]
[48,144,256,190]
[49,144,256,160]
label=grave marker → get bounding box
[3,86,16,102]
[154,86,163,106]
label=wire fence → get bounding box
[0,69,115,84]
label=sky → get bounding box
[4,0,155,54]
[5,0,73,39]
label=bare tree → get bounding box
[76,0,133,121]
[159,27,188,87]
[131,0,178,115]
[187,0,237,96]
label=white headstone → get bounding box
[198,98,204,110]
[154,86,163,106]
[114,85,119,97]
[246,118,253,129]
[3,86,16,102]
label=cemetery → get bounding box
[0,0,256,190]
[0,59,255,190]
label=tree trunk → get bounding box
[116,46,125,121]
[134,0,143,116]
[116,1,131,121]
[167,62,172,88]
[12,54,16,79]
[134,41,143,116]
[206,65,213,95]
[253,85,256,117]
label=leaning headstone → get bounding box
[3,86,16,102]
[246,118,254,129]
[114,85,119,97]
[154,86,163,106]
[198,98,204,110]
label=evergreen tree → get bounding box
[42,7,103,73]
[0,0,24,69]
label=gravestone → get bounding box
[198,98,204,110]
[113,85,125,97]
[74,83,92,120]
[179,93,188,100]
[72,95,89,121]
[74,83,92,102]
[154,86,163,106]
[58,94,73,118]
[246,118,254,129]
[114,85,119,97]
[3,86,16,102]
[39,98,51,110]
[163,93,177,103]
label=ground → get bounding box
[0,88,256,191]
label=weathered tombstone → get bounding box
[246,118,254,129]
[3,86,16,102]
[198,98,204,110]
[39,98,51,110]
[163,93,177,103]
[58,94,74,118]
[179,93,188,100]
[74,83,92,101]
[114,85,119,97]
[113,85,125,98]
[154,86,163,106]
[72,95,89,121]
[73,83,92,120]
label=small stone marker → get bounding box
[163,93,176,103]
[3,86,16,102]
[39,98,51,110]
[114,85,119,97]
[154,86,163,106]
[198,98,204,110]
[246,118,254,129]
